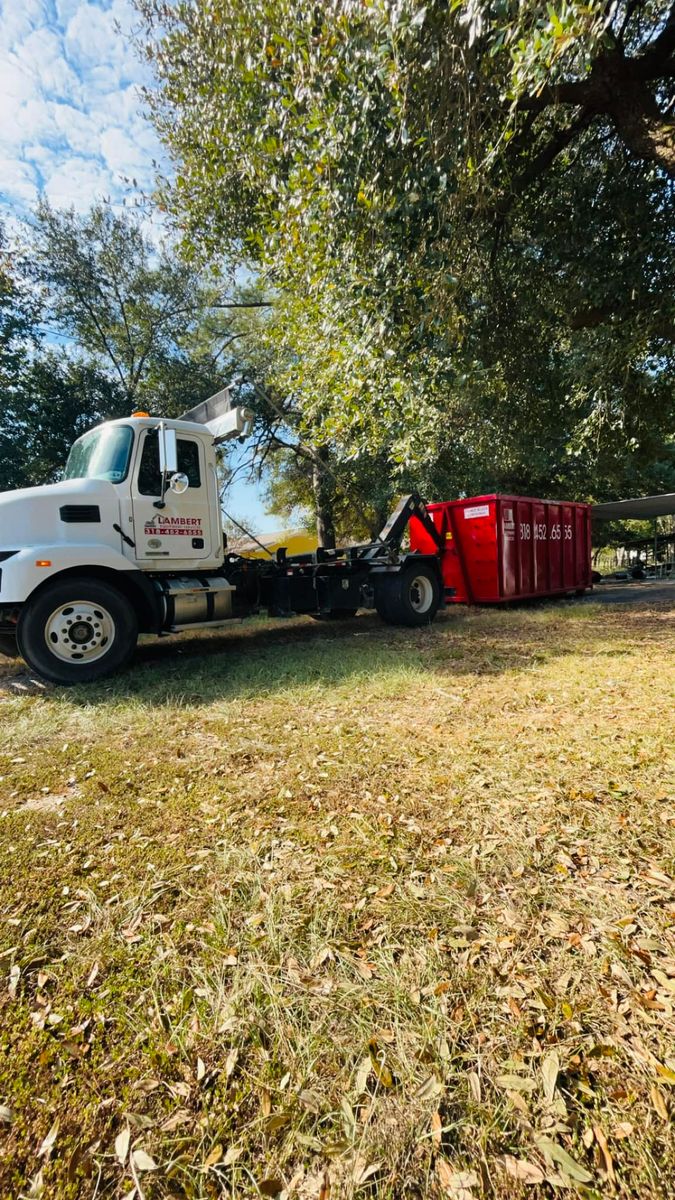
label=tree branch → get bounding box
[635,0,675,78]
[498,110,594,212]
[569,295,675,340]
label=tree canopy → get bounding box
[29,202,241,415]
[139,0,675,505]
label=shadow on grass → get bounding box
[0,590,660,709]
[1,588,672,709]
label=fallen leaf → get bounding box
[541,1050,559,1103]
[196,1057,206,1082]
[368,1039,393,1088]
[38,1118,59,1159]
[115,1126,130,1166]
[500,1156,545,1185]
[264,1111,293,1132]
[223,1146,243,1166]
[0,1105,13,1125]
[535,1137,593,1184]
[352,1159,382,1187]
[655,1064,675,1086]
[86,961,99,989]
[467,1071,481,1103]
[8,964,20,999]
[159,1108,190,1133]
[613,1122,634,1139]
[258,1179,283,1196]
[593,1125,616,1185]
[650,1087,669,1120]
[417,1075,444,1101]
[299,1088,321,1113]
[375,883,395,898]
[204,1143,223,1168]
[354,1056,371,1095]
[496,1074,536,1093]
[132,1149,158,1172]
[431,1111,443,1146]
[225,1047,238,1078]
[436,1160,478,1198]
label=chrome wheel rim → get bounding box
[45,601,114,664]
[409,575,434,613]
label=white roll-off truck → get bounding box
[0,390,444,684]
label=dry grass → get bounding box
[0,597,674,1199]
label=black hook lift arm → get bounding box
[375,493,444,553]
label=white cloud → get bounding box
[65,0,144,82]
[0,157,39,204]
[0,0,164,221]
[0,0,47,48]
[43,155,115,210]
[0,54,36,108]
[54,0,83,24]
[16,28,81,102]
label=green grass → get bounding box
[0,600,674,1198]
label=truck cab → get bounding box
[68,415,226,572]
[0,403,255,683]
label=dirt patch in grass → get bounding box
[0,600,674,1198]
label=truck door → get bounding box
[129,428,214,564]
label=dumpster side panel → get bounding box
[547,504,562,592]
[459,500,499,601]
[516,500,533,595]
[533,501,548,594]
[561,504,575,587]
[410,494,591,604]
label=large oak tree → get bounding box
[139,0,673,505]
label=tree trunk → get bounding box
[312,448,336,548]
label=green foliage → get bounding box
[0,355,125,492]
[264,445,397,541]
[0,227,35,394]
[29,201,236,415]
[140,0,674,511]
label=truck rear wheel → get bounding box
[375,563,440,627]
[17,577,138,685]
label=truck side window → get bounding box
[138,431,202,495]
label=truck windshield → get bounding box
[64,425,134,483]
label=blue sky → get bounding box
[0,0,160,216]
[0,0,285,530]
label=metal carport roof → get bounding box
[592,494,675,520]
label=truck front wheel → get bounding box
[375,563,441,627]
[17,577,138,685]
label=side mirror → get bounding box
[158,425,178,476]
[169,472,189,495]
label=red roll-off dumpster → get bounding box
[409,494,592,604]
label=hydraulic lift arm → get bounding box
[374,493,444,553]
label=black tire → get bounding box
[375,563,440,627]
[310,608,358,621]
[17,577,138,685]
